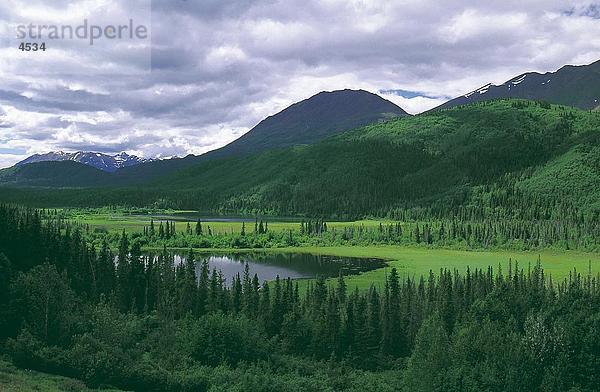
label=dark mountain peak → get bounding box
[436,59,600,111]
[203,89,408,159]
[302,88,404,109]
[313,88,378,97]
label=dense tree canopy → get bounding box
[1,205,599,391]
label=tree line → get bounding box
[126,214,598,251]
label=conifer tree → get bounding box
[337,271,347,304]
[159,222,165,239]
[180,248,198,316]
[197,259,209,315]
[116,230,131,312]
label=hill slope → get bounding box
[0,161,112,187]
[436,60,600,111]
[204,89,408,159]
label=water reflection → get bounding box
[142,251,386,285]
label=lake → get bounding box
[144,251,386,284]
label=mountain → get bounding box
[144,99,599,216]
[436,60,600,111]
[16,151,154,173]
[0,89,408,187]
[98,89,409,184]
[201,89,409,159]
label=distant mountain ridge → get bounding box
[0,161,113,187]
[16,151,155,173]
[436,60,600,111]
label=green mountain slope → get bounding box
[0,161,112,188]
[145,99,599,216]
[518,144,600,211]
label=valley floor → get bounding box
[63,208,600,289]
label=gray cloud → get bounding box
[0,0,599,168]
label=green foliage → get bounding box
[0,358,121,391]
[2,201,600,391]
[518,144,600,211]
[9,263,78,345]
[404,314,450,391]
[177,313,268,366]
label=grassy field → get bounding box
[0,360,122,392]
[282,246,600,291]
[65,209,392,234]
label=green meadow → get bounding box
[281,246,599,291]
[66,209,390,234]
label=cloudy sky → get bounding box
[0,0,599,168]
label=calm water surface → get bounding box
[144,252,386,284]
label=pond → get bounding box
[143,251,386,285]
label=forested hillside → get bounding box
[1,100,598,223]
[0,161,113,187]
[155,99,599,218]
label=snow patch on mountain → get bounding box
[509,74,527,85]
[16,151,156,172]
[464,83,492,98]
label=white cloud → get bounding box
[381,94,449,115]
[0,0,599,168]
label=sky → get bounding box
[0,0,599,168]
